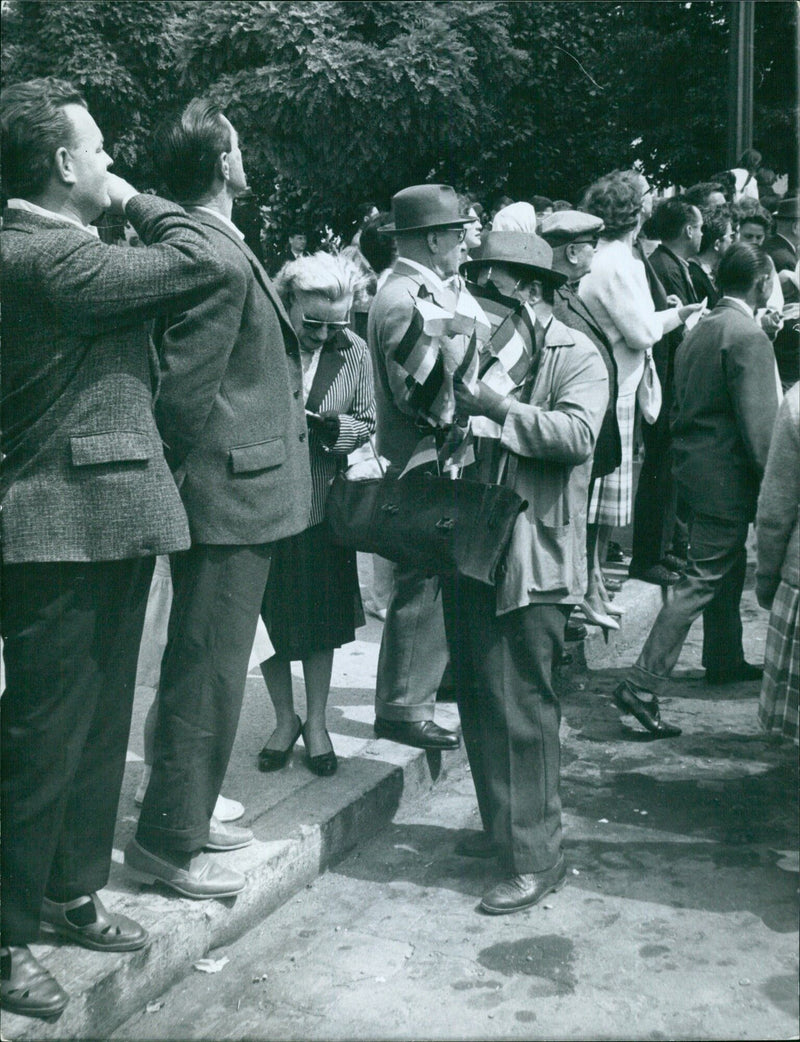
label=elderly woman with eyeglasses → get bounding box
[257,252,376,777]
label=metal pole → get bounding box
[728,0,755,166]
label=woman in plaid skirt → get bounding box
[755,382,799,746]
[578,172,701,620]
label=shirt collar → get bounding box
[394,256,450,296]
[720,295,754,319]
[192,205,244,239]
[6,198,100,236]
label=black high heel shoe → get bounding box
[303,726,338,777]
[258,714,303,772]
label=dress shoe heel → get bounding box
[258,714,303,772]
[580,600,620,634]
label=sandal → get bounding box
[40,893,148,952]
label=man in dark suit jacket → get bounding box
[125,100,311,899]
[614,243,780,738]
[0,78,225,1017]
[630,197,703,586]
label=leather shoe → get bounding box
[454,830,500,859]
[258,714,303,772]
[628,563,681,586]
[705,661,763,685]
[613,682,682,738]
[40,893,147,952]
[204,816,253,852]
[373,718,460,750]
[480,855,567,914]
[124,839,246,899]
[0,945,69,1017]
[303,726,338,777]
[564,621,587,642]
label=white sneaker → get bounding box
[134,765,244,823]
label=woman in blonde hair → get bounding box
[257,252,376,776]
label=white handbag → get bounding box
[636,350,662,424]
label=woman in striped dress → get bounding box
[579,172,699,611]
[257,253,376,776]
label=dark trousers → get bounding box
[628,513,749,697]
[374,564,449,723]
[1,557,154,945]
[630,412,685,571]
[136,543,271,853]
[444,578,568,875]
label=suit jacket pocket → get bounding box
[70,431,152,466]
[229,438,286,474]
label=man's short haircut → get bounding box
[652,196,700,241]
[1,77,87,199]
[530,194,553,211]
[699,203,732,253]
[738,148,762,171]
[152,98,232,203]
[684,182,725,207]
[717,242,771,295]
[736,208,770,233]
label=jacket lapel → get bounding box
[306,331,350,413]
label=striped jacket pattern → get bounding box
[305,326,376,526]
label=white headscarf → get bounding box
[491,202,537,234]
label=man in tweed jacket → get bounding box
[126,100,311,898]
[0,78,226,1017]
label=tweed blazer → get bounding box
[0,195,226,563]
[368,258,468,468]
[671,298,780,523]
[153,208,311,545]
[304,327,376,526]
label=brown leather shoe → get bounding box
[0,945,69,1017]
[480,855,567,915]
[373,718,460,750]
[124,839,246,899]
[40,893,147,952]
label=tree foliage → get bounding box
[1,0,796,241]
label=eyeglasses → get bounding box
[301,315,350,330]
[435,226,468,243]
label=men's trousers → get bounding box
[628,513,749,697]
[445,577,568,875]
[136,543,271,853]
[374,563,449,723]
[630,411,684,571]
[1,557,154,945]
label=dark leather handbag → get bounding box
[326,460,527,586]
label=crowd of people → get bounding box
[1,77,798,1019]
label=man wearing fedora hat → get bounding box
[765,196,799,277]
[450,228,608,912]
[370,184,482,752]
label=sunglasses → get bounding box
[301,315,350,330]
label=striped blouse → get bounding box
[305,326,376,526]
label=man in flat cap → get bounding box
[541,210,621,630]
[370,184,483,751]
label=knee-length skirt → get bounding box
[261,521,364,661]
[758,579,799,745]
[588,391,635,527]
